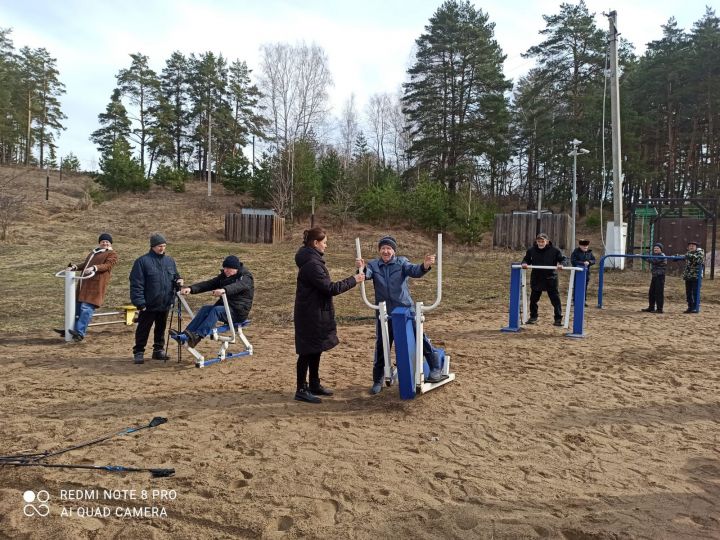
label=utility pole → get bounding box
[608,10,625,267]
[536,188,543,237]
[568,139,589,247]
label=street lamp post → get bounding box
[568,139,589,246]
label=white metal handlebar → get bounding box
[422,233,443,313]
[355,238,379,310]
[512,265,585,272]
[54,268,96,279]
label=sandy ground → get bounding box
[1,168,719,538]
[1,287,719,539]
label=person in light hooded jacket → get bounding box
[356,235,448,395]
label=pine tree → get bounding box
[90,88,132,157]
[402,0,510,194]
[117,53,160,174]
[158,51,191,169]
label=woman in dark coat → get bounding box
[294,227,364,404]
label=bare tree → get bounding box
[387,91,410,172]
[258,41,333,148]
[0,172,26,241]
[365,93,392,166]
[258,41,332,220]
[338,94,358,167]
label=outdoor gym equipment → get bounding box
[357,234,455,399]
[172,292,253,368]
[501,264,587,338]
[55,268,137,342]
[596,253,701,310]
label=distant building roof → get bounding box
[240,208,276,216]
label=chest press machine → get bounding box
[356,233,455,399]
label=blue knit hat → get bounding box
[378,236,398,252]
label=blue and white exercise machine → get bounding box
[174,292,253,368]
[501,264,587,338]
[54,268,137,342]
[357,234,455,399]
[596,253,701,310]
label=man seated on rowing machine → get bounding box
[170,255,254,348]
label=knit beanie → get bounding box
[653,242,663,250]
[378,235,398,252]
[98,232,113,244]
[150,233,167,247]
[222,255,241,269]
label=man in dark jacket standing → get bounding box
[521,233,567,326]
[171,255,254,347]
[129,233,182,364]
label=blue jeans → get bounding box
[75,302,97,337]
[185,305,228,337]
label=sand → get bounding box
[1,288,719,539]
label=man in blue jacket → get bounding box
[129,233,183,364]
[357,235,448,395]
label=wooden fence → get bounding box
[224,213,285,244]
[493,213,571,250]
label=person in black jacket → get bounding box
[293,227,365,404]
[521,233,567,326]
[171,255,254,347]
[570,239,596,305]
[129,233,183,364]
[641,243,667,313]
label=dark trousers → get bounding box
[648,275,665,310]
[372,318,436,384]
[134,310,169,354]
[685,279,698,310]
[529,288,562,320]
[297,352,321,390]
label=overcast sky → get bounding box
[0,0,713,169]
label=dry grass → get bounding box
[0,165,718,333]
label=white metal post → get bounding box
[63,270,76,342]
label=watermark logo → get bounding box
[23,490,50,517]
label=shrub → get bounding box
[221,153,252,194]
[154,164,187,193]
[95,141,149,193]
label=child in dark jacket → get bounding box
[642,243,667,313]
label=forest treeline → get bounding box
[1,1,718,238]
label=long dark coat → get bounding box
[294,246,357,355]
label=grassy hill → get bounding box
[0,165,513,334]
